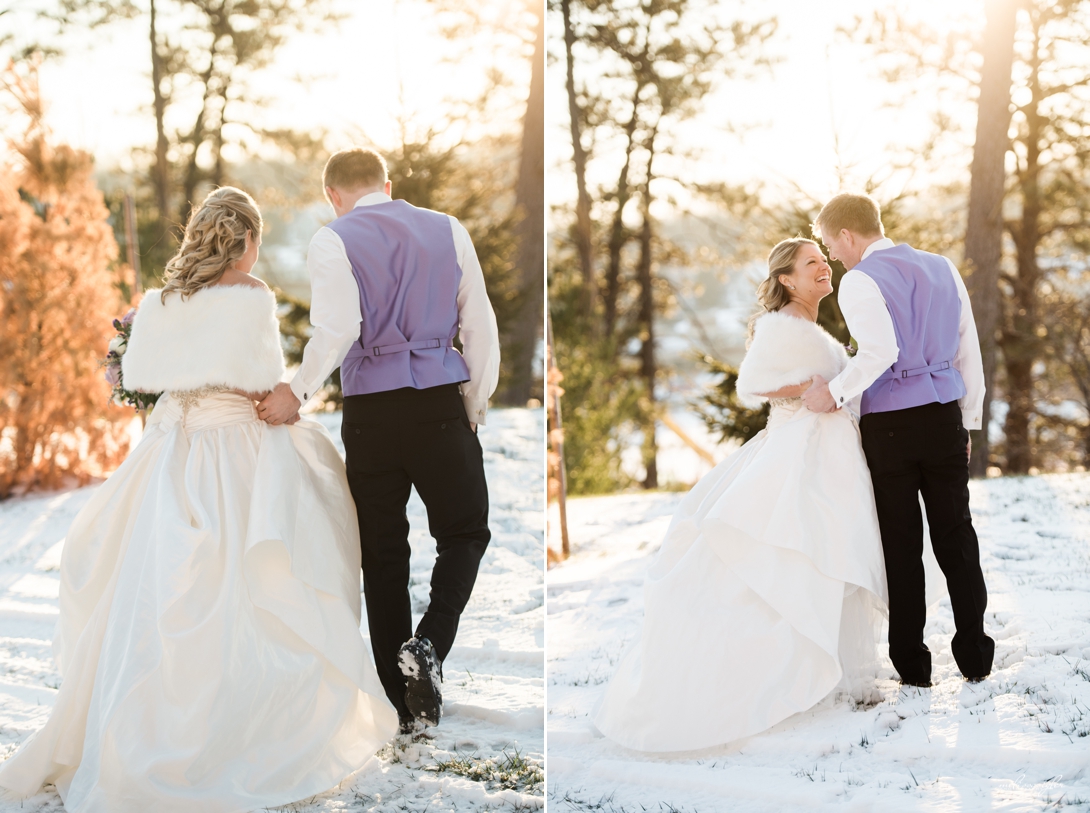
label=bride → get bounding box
[593,238,889,753]
[0,187,397,810]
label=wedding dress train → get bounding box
[593,312,889,752]
[0,285,398,812]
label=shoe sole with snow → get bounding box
[398,645,442,727]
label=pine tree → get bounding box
[0,63,133,498]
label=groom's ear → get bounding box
[325,186,340,208]
[384,180,392,197]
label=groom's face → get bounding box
[820,229,859,270]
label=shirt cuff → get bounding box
[462,392,488,426]
[289,374,312,408]
[961,407,982,431]
[827,376,849,411]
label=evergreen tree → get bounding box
[551,0,776,492]
[0,64,134,497]
[847,0,1090,473]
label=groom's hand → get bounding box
[257,382,302,426]
[801,375,836,413]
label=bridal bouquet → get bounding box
[103,309,160,410]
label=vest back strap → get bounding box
[878,360,952,381]
[359,337,454,356]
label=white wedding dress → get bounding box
[593,311,889,753]
[0,285,398,812]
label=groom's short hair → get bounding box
[323,148,388,193]
[814,193,884,240]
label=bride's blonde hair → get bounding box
[160,187,263,302]
[748,237,818,339]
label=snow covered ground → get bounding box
[0,407,544,812]
[548,473,1090,812]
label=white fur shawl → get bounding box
[735,311,849,409]
[122,285,285,393]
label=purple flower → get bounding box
[121,308,137,326]
[104,363,121,387]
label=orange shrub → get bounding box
[0,66,134,498]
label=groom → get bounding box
[259,148,500,732]
[803,193,994,687]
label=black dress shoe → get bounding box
[899,678,932,688]
[398,636,443,727]
[965,675,988,684]
[398,715,422,736]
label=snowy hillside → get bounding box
[548,473,1090,812]
[0,407,544,812]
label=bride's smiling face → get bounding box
[781,243,834,300]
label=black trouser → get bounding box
[860,400,994,683]
[342,383,490,717]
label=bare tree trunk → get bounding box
[123,192,142,295]
[561,0,595,318]
[602,84,642,344]
[1002,225,1040,472]
[212,96,227,187]
[636,129,658,489]
[1004,354,1034,471]
[149,0,171,250]
[965,0,1016,477]
[602,11,653,349]
[180,53,223,226]
[500,0,545,405]
[1001,21,1044,475]
[546,313,570,562]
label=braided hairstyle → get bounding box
[160,187,263,303]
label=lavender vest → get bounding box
[856,243,966,416]
[329,199,470,396]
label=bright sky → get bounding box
[4,0,528,171]
[6,0,985,206]
[547,0,984,215]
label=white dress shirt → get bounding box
[289,192,501,424]
[827,238,985,430]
